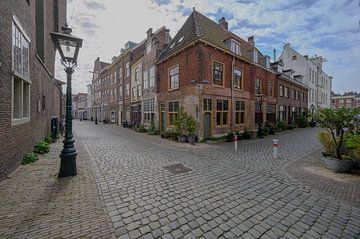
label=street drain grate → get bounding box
[163,163,191,175]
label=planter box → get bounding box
[177,135,187,143]
[321,156,355,173]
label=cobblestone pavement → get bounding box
[0,139,114,239]
[76,121,360,239]
[285,149,360,208]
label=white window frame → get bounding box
[169,65,179,90]
[149,65,155,88]
[11,15,31,126]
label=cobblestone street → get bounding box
[1,121,360,239]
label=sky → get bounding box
[55,0,360,94]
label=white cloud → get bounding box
[56,0,360,94]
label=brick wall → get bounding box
[0,0,65,181]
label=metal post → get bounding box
[58,66,77,178]
[273,139,279,158]
[234,135,238,152]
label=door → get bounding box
[203,112,211,139]
[161,112,166,132]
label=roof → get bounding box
[158,10,258,62]
[100,61,110,69]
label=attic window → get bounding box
[226,39,240,55]
[292,55,297,61]
[169,42,175,49]
[253,50,258,63]
[178,36,184,44]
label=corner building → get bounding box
[157,10,277,140]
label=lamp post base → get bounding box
[58,151,77,178]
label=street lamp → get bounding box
[51,24,83,178]
[256,94,264,138]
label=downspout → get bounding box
[231,56,235,132]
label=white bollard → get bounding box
[234,135,238,152]
[273,139,279,158]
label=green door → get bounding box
[203,112,211,139]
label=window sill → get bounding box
[212,84,225,88]
[168,88,179,92]
[11,117,30,126]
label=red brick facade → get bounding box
[0,0,66,180]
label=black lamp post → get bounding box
[256,94,264,138]
[51,24,83,178]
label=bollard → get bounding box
[273,139,279,158]
[234,135,238,152]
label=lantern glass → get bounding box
[59,39,77,60]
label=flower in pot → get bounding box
[315,108,360,173]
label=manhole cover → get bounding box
[163,163,191,174]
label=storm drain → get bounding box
[163,163,191,175]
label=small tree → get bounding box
[315,108,360,159]
[186,114,196,136]
[175,106,188,136]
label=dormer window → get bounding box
[226,39,240,55]
[178,36,184,44]
[265,56,270,68]
[253,50,258,63]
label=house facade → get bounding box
[0,0,66,180]
[278,43,331,110]
[156,10,276,139]
[331,95,360,109]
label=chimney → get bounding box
[219,17,228,31]
[248,36,255,47]
[273,49,276,62]
[146,28,153,38]
[284,43,290,49]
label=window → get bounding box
[135,67,139,81]
[169,65,179,90]
[279,85,284,97]
[119,68,123,83]
[268,81,274,97]
[253,50,258,63]
[119,86,123,98]
[132,87,136,99]
[284,87,289,98]
[216,100,228,126]
[203,99,212,111]
[266,104,276,123]
[227,39,240,55]
[233,68,242,90]
[149,66,155,87]
[255,78,261,94]
[143,70,149,89]
[125,83,130,97]
[125,62,130,77]
[137,85,141,99]
[279,105,286,122]
[235,101,245,125]
[292,55,297,61]
[168,101,179,126]
[265,56,270,68]
[292,90,296,100]
[12,17,30,124]
[213,62,224,86]
[143,98,155,125]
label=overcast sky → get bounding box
[55,0,360,94]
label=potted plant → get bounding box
[315,108,360,173]
[186,114,197,145]
[175,106,188,143]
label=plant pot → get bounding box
[188,134,196,145]
[177,135,188,143]
[321,156,355,173]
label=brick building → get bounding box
[90,57,109,122]
[272,62,309,123]
[331,95,360,109]
[156,10,276,139]
[0,0,66,180]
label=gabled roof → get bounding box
[158,10,257,62]
[100,61,110,69]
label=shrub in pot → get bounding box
[315,108,360,173]
[186,113,197,145]
[226,132,234,142]
[175,106,188,143]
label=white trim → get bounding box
[11,75,31,126]
[12,15,31,42]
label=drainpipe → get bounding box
[231,56,235,132]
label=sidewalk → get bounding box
[0,139,114,239]
[285,149,360,207]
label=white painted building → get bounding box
[278,43,332,110]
